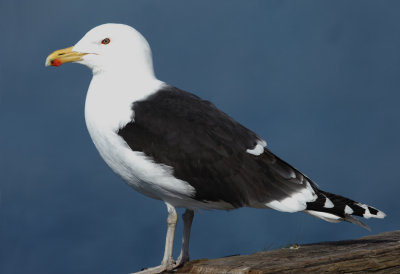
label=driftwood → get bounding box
[175,230,400,273]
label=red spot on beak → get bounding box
[52,59,62,67]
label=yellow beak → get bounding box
[45,46,87,67]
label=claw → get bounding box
[174,254,189,268]
[132,264,168,274]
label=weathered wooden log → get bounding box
[175,230,400,273]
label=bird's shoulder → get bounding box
[133,85,232,125]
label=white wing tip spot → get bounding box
[246,139,266,156]
[356,203,386,219]
[376,210,386,218]
[323,197,334,208]
[345,205,354,214]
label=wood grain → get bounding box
[175,231,400,273]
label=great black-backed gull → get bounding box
[46,23,385,273]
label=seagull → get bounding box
[46,23,386,273]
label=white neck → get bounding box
[84,70,164,133]
[87,46,155,78]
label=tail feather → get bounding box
[304,189,385,230]
[343,214,371,231]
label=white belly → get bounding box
[88,121,196,199]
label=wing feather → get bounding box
[118,86,316,208]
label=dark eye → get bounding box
[101,38,111,45]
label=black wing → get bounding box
[118,85,313,208]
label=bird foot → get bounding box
[132,259,180,274]
[174,255,189,268]
[132,264,169,274]
[132,257,189,274]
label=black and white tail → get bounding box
[305,189,386,230]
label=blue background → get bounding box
[1,1,399,273]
